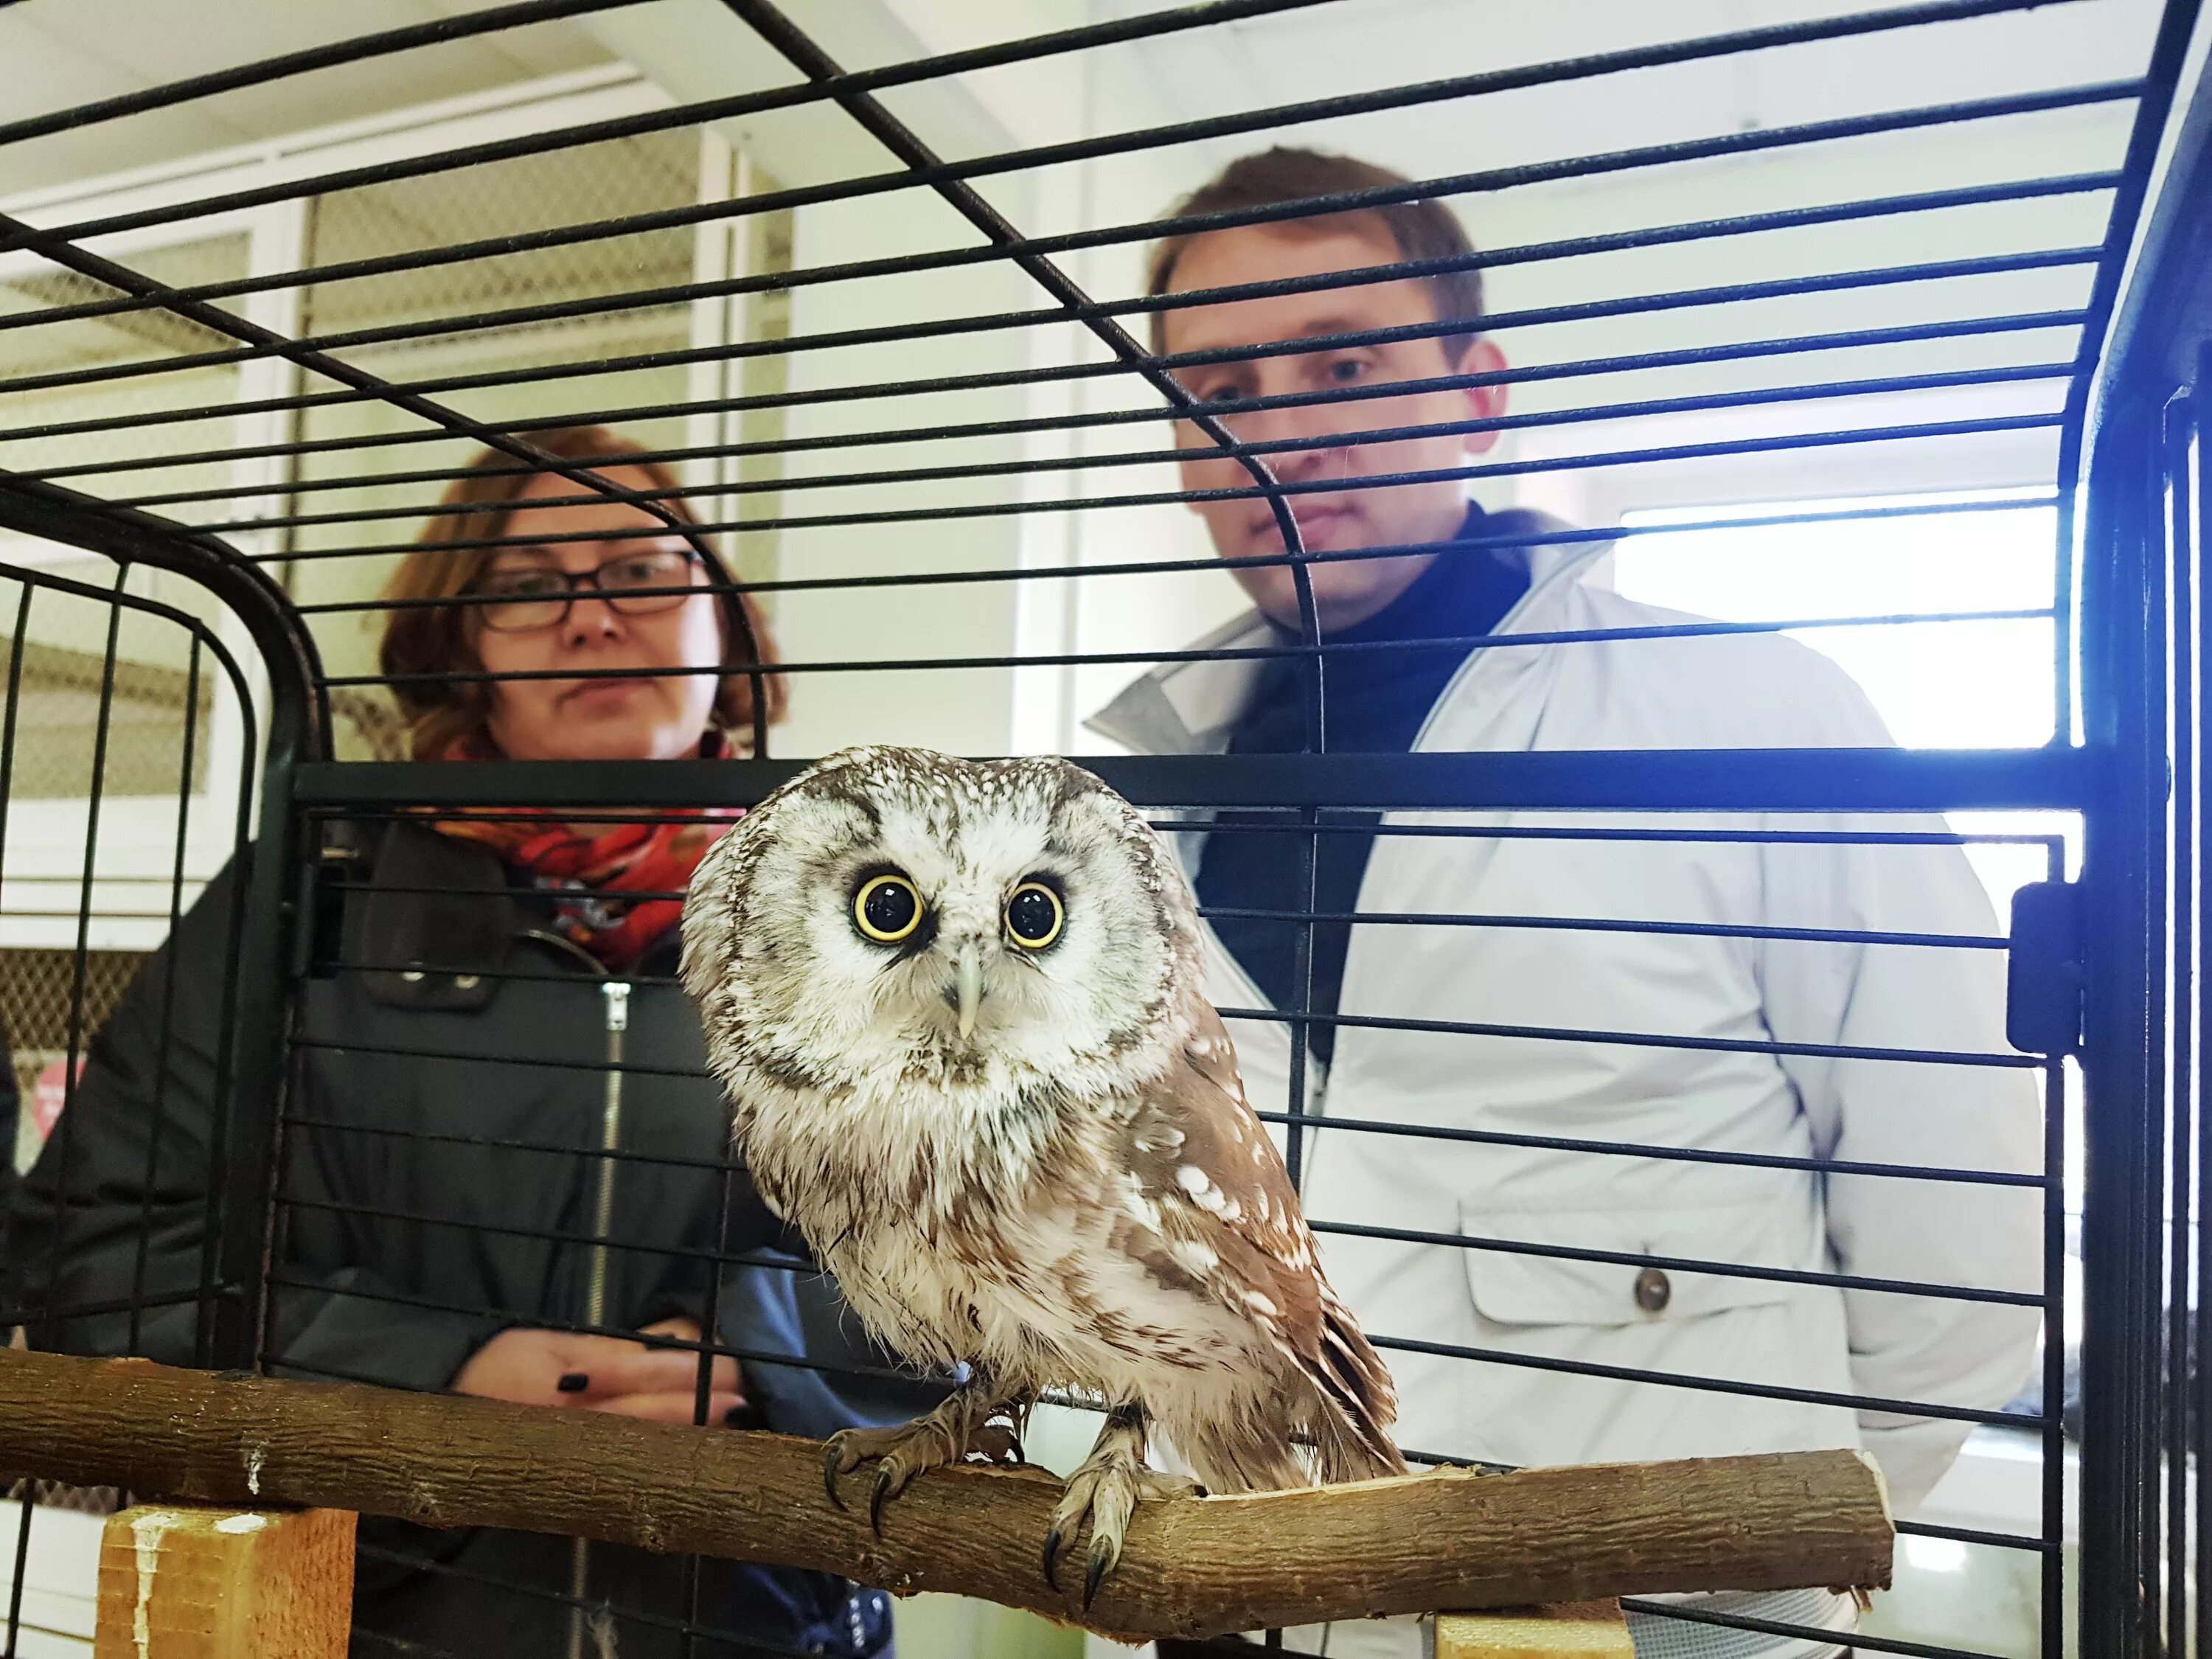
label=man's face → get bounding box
[1162,221,1507,632]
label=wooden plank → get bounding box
[0,1349,1892,1645]
[91,1505,353,1659]
[1436,1601,1635,1658]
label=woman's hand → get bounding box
[453,1317,746,1425]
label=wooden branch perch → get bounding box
[0,1350,1892,1643]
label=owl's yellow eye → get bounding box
[853,873,923,943]
[1004,880,1064,950]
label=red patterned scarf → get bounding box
[429,735,739,971]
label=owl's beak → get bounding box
[954,942,984,1040]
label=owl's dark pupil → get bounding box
[1008,888,1057,942]
[863,881,917,936]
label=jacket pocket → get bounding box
[1456,1202,1815,1328]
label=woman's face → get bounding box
[474,467,726,763]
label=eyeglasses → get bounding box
[468,548,706,633]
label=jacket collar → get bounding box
[349,822,681,1009]
[1085,508,1613,756]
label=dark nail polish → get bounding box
[557,1373,590,1394]
[724,1404,762,1428]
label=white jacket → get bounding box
[1088,526,2043,1537]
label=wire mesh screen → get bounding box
[0,2,2205,1658]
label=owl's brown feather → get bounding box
[1113,993,1407,1488]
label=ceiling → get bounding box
[0,0,616,200]
[0,0,2177,209]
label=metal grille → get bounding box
[0,3,2204,1658]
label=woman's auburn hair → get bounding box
[377,426,786,761]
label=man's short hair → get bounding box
[1144,147,1485,364]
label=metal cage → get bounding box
[0,1,2205,1656]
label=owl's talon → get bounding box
[821,1391,1020,1528]
[869,1464,897,1534]
[1047,1405,1195,1606]
[1082,1534,1119,1612]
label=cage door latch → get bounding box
[2005,880,2083,1057]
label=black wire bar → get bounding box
[2194,378,2210,1659]
[303,1565,818,1659]
[1313,1218,2043,1309]
[343,608,2057,703]
[184,350,2070,538]
[265,1132,2038,1311]
[0,554,266,1374]
[0,223,733,563]
[348,1537,830,1659]
[276,1040,2047,1192]
[184,364,2075,544]
[1895,1518,2054,1553]
[1616,1596,2014,1659]
[289,1004,2034,1071]
[1371,1330,2036,1430]
[0,1284,217,1336]
[259,1241,2024,1430]
[0,0,2111,279]
[0,52,2115,371]
[0,148,2111,403]
[292,748,2095,813]
[273,493,2064,600]
[84,311,2091,512]
[301,407,2076,560]
[0,215,2102,442]
[14,303,2087,478]
[280,1110,753,1177]
[262,1192,908,1301]
[0,0,664,153]
[0,574,35,1659]
[344,597,2062,742]
[280,1093,2045,1197]
[316,890,2013,950]
[126,634,203,1355]
[0,201,775,756]
[0,246,2091,461]
[1190,821,2070,848]
[316,806,2067,852]
[1245,1107,2048,1191]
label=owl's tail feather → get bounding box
[1310,1290,1411,1484]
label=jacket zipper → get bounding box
[570,975,631,1659]
[585,980,631,1333]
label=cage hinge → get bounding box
[2005,880,2083,1057]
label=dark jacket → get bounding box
[11,821,933,1659]
[0,1030,15,1260]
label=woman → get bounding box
[13,428,924,1658]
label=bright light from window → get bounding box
[1901,1535,1971,1574]
[1614,490,2059,750]
[1611,488,2074,931]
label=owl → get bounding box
[681,745,1407,1605]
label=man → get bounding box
[1088,149,2042,1658]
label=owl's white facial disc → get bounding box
[683,747,1198,1105]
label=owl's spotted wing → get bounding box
[1112,994,1405,1484]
